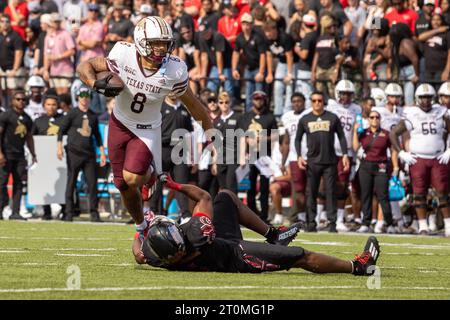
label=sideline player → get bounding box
[390,84,450,236]
[327,80,362,232]
[77,16,213,237]
[132,174,380,276]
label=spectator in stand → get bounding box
[217,0,241,48]
[77,3,104,63]
[177,23,201,94]
[288,0,317,32]
[24,26,38,74]
[58,92,71,116]
[184,0,202,19]
[418,13,450,82]
[43,13,76,95]
[338,36,362,98]
[31,94,64,220]
[198,0,220,30]
[40,0,58,14]
[104,4,134,54]
[156,0,170,18]
[172,0,195,32]
[62,0,88,27]
[198,21,233,94]
[252,5,267,37]
[319,0,353,37]
[344,0,366,48]
[264,19,295,117]
[33,13,50,77]
[271,0,291,30]
[363,17,390,89]
[294,14,318,108]
[28,1,42,34]
[385,0,419,33]
[388,22,420,105]
[131,4,153,25]
[0,14,25,103]
[0,90,36,221]
[441,0,450,26]
[4,0,28,40]
[311,14,340,100]
[416,0,436,81]
[232,13,266,111]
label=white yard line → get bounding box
[55,254,109,257]
[1,285,450,294]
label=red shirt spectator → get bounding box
[385,0,419,33]
[3,0,28,40]
[217,5,241,48]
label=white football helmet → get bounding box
[334,79,355,100]
[438,81,450,105]
[370,87,386,107]
[134,16,175,63]
[415,83,436,109]
[26,75,46,88]
[384,83,403,96]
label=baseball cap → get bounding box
[303,14,317,27]
[424,0,435,5]
[28,2,42,13]
[241,12,253,24]
[252,91,267,99]
[77,85,91,96]
[50,13,62,22]
[88,3,99,11]
[207,92,217,102]
[223,0,232,7]
[140,4,153,14]
[40,13,52,25]
[157,0,169,5]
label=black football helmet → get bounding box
[142,216,186,264]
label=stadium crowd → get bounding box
[0,0,450,237]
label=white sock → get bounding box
[337,209,345,224]
[298,212,306,222]
[320,210,328,221]
[317,204,324,216]
[429,214,437,227]
[444,218,450,231]
[418,219,428,232]
[390,201,402,220]
[411,219,419,231]
[375,220,384,229]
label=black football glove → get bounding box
[93,74,122,97]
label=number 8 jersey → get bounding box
[402,105,448,159]
[106,41,189,128]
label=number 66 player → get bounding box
[77,16,213,237]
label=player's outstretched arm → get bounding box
[161,174,214,219]
[76,57,109,88]
[180,86,213,133]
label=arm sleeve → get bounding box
[295,118,305,157]
[335,115,348,155]
[92,117,103,147]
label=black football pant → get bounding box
[247,164,269,221]
[198,168,218,200]
[358,161,393,227]
[0,157,27,215]
[306,162,337,229]
[65,150,98,216]
[150,146,190,217]
[216,164,238,193]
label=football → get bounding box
[96,70,124,91]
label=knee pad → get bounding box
[114,177,129,192]
[413,194,427,209]
[438,194,449,208]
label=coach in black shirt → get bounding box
[149,94,193,219]
[295,91,349,232]
[57,86,106,222]
[238,91,277,222]
[0,90,36,220]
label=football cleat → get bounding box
[266,222,302,246]
[352,236,380,276]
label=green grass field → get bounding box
[1,220,450,300]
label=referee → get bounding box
[295,91,349,232]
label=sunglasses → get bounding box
[369,116,380,119]
[207,98,217,103]
[253,96,265,100]
[78,92,90,98]
[15,97,26,101]
[219,101,230,104]
[311,99,323,103]
[0,20,10,23]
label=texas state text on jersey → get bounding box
[106,41,189,128]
